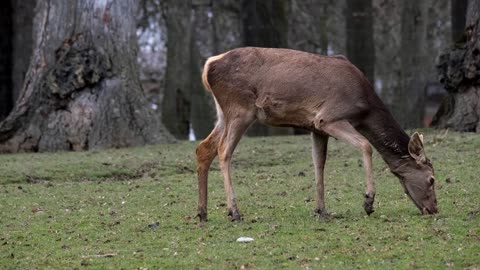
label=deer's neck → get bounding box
[356,107,411,172]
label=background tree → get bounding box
[432,0,480,132]
[243,0,289,48]
[373,0,401,107]
[346,0,375,84]
[0,0,174,153]
[212,0,243,54]
[391,1,429,128]
[0,1,13,121]
[190,0,216,140]
[373,0,449,127]
[0,0,38,122]
[11,0,36,103]
[289,0,336,55]
[161,0,193,139]
[137,0,167,107]
[451,0,468,42]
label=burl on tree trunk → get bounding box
[0,0,174,153]
[432,17,480,132]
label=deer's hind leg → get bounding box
[196,123,223,222]
[217,107,256,221]
[312,132,329,217]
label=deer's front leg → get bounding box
[361,146,375,215]
[321,121,376,215]
[311,132,329,217]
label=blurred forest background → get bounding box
[0,0,479,153]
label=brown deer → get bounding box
[196,47,437,222]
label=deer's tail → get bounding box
[202,53,227,126]
[201,53,226,93]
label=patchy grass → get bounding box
[0,130,479,269]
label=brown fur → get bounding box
[196,47,438,221]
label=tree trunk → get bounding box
[0,1,13,121]
[374,0,402,108]
[243,0,292,136]
[431,1,480,132]
[0,0,174,153]
[161,0,192,139]
[243,0,289,48]
[451,0,468,42]
[136,0,168,106]
[318,2,330,55]
[190,0,216,140]
[346,0,375,84]
[391,1,428,128]
[11,0,36,103]
[212,0,243,53]
[288,0,330,55]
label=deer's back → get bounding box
[206,47,377,128]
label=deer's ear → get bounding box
[408,132,426,163]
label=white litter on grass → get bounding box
[236,237,254,243]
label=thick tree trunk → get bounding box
[318,3,329,55]
[346,0,375,84]
[431,1,480,132]
[243,0,289,48]
[0,0,174,153]
[243,0,292,136]
[374,0,401,108]
[392,1,428,128]
[288,0,330,55]
[212,0,243,53]
[161,0,192,139]
[0,1,13,121]
[190,0,216,140]
[136,0,167,106]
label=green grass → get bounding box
[0,130,479,269]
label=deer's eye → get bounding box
[429,177,435,186]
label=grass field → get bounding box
[0,130,479,269]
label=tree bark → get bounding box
[212,0,243,53]
[391,1,428,128]
[451,0,468,42]
[136,0,168,106]
[243,0,289,48]
[288,0,331,55]
[346,0,375,84]
[190,0,216,140]
[0,1,13,121]
[0,0,174,153]
[374,0,401,107]
[243,0,292,136]
[161,0,192,139]
[431,1,480,132]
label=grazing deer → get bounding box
[196,47,437,222]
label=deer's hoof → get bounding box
[314,208,331,219]
[363,193,375,216]
[197,209,208,222]
[228,210,243,222]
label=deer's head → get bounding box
[395,133,438,215]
